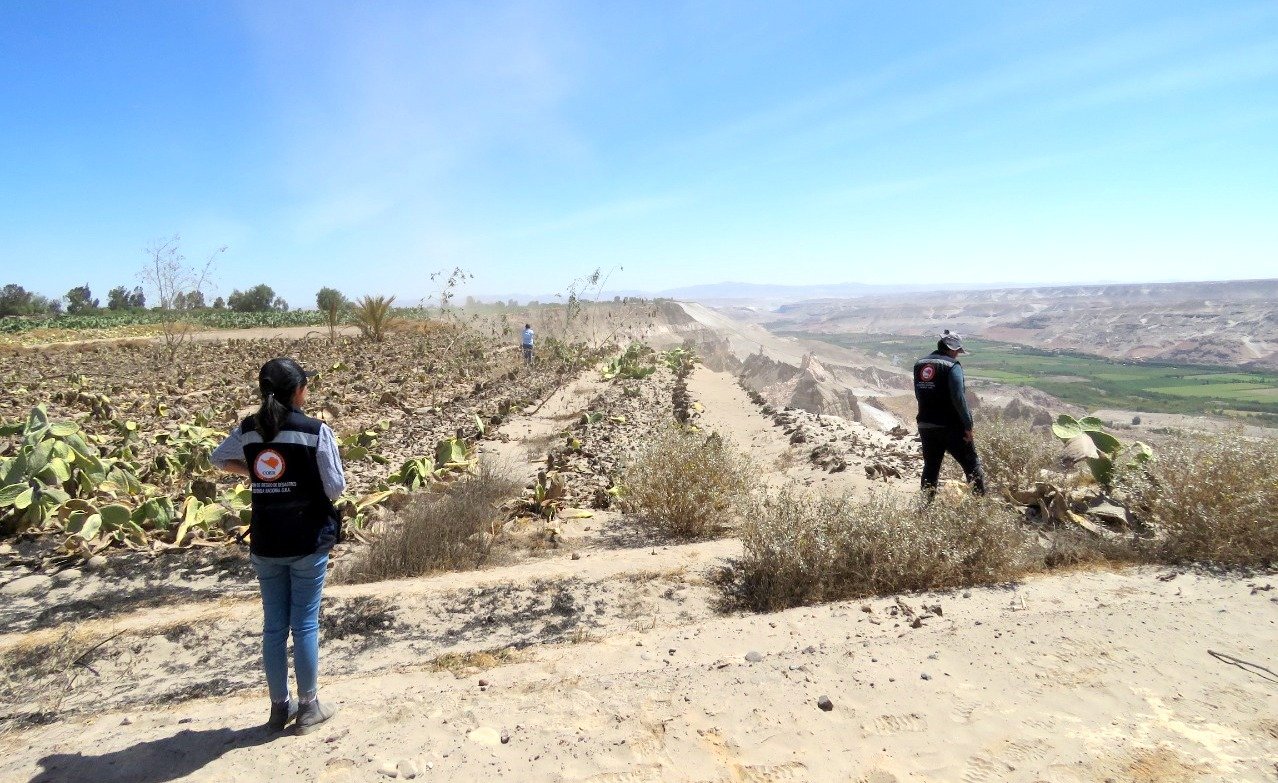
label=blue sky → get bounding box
[1,1,1275,308]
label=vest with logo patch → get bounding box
[240,409,340,557]
[913,352,963,429]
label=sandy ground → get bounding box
[2,367,1276,783]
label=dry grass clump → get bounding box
[974,411,1059,494]
[620,428,754,539]
[429,647,522,676]
[1120,432,1278,567]
[342,465,519,584]
[736,485,1033,611]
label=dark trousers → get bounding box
[919,426,986,498]
[521,344,533,365]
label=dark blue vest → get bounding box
[913,352,963,428]
[240,409,340,557]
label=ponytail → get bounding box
[254,389,293,442]
[253,357,311,441]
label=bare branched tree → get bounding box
[138,235,224,364]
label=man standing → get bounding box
[914,330,986,499]
[521,323,534,365]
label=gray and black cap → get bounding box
[939,330,967,354]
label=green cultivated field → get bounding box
[782,331,1278,424]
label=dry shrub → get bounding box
[1120,432,1278,567]
[342,465,519,584]
[1041,528,1141,570]
[974,411,1059,494]
[621,428,753,539]
[736,485,1033,611]
[429,647,522,676]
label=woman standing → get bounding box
[211,357,345,734]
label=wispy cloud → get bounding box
[668,3,1278,175]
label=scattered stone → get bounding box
[467,726,502,746]
[120,716,134,726]
[0,574,53,596]
[478,679,489,688]
[85,555,108,573]
[378,760,400,777]
[962,591,971,598]
[1086,501,1129,525]
[817,695,834,712]
[500,730,511,744]
[920,673,932,681]
[803,645,817,654]
[52,568,83,585]
[570,552,581,560]
[744,651,765,663]
[396,758,420,779]
[178,717,193,724]
[910,617,924,629]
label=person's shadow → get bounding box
[30,723,276,783]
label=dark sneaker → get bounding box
[295,699,337,735]
[267,697,297,732]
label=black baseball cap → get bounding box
[258,357,317,396]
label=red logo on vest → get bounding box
[253,449,286,481]
[919,365,936,382]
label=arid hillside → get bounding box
[744,279,1278,370]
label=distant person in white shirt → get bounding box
[521,324,534,365]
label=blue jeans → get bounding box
[251,551,328,703]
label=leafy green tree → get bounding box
[317,287,348,344]
[0,284,34,316]
[64,283,99,314]
[107,285,144,310]
[107,286,128,310]
[227,284,280,312]
[34,295,62,315]
[212,296,225,309]
[316,287,348,312]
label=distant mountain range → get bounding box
[479,280,1054,305]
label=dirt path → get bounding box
[478,373,612,488]
[688,366,911,495]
